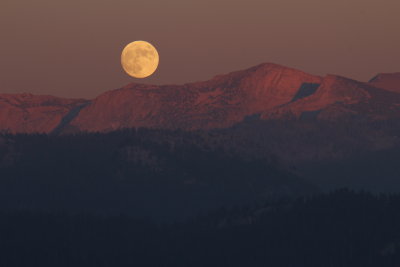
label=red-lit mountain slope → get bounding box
[368,73,400,93]
[0,93,88,133]
[68,63,321,132]
[1,63,400,134]
[262,74,400,121]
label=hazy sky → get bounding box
[1,0,399,98]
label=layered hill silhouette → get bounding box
[1,63,399,134]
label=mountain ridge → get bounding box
[1,63,399,134]
[69,63,322,132]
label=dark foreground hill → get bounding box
[0,129,316,221]
[1,190,400,267]
[1,117,400,220]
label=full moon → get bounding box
[121,41,159,78]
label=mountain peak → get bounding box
[68,63,322,132]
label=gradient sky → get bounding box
[1,0,399,98]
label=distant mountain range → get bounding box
[1,63,399,134]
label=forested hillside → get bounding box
[1,190,399,267]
